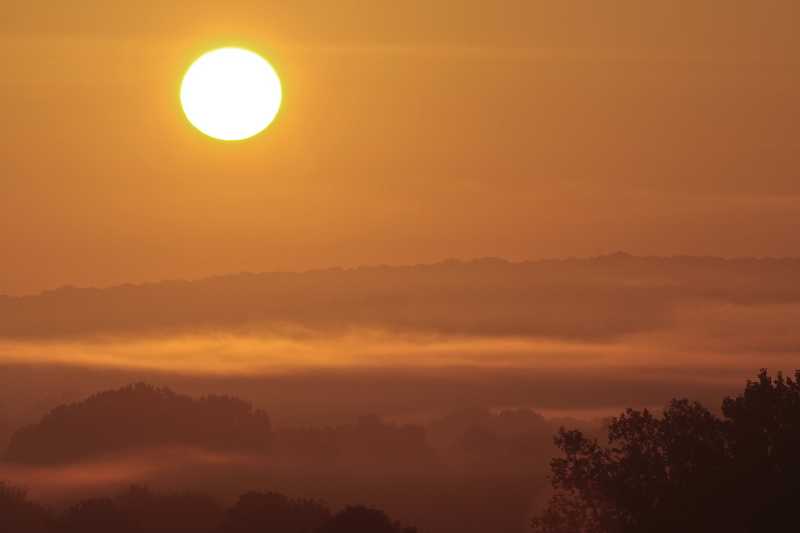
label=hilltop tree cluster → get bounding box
[4,384,272,465]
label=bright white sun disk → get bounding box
[180,48,282,141]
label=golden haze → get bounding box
[1,1,798,295]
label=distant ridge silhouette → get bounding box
[1,254,799,341]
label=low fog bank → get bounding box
[0,383,573,533]
[0,362,742,448]
[0,255,797,383]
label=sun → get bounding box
[180,47,282,141]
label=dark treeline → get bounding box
[0,484,417,533]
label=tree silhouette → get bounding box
[0,482,51,533]
[531,370,800,533]
[319,506,418,533]
[721,370,800,531]
[217,491,330,533]
[115,485,224,533]
[57,498,140,533]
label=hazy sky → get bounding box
[2,1,798,295]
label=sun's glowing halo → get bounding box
[180,47,282,141]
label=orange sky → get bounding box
[1,1,798,295]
